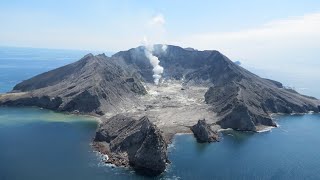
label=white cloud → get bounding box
[176,12,320,69]
[144,13,167,45]
[149,14,166,26]
[173,13,320,97]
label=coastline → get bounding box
[3,103,317,136]
[2,104,320,175]
[0,105,102,125]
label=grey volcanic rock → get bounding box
[204,77,319,131]
[191,119,219,143]
[1,96,63,110]
[0,54,147,115]
[1,44,319,132]
[94,115,168,176]
[114,45,320,131]
[2,44,319,177]
[113,45,226,82]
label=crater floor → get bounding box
[102,81,219,142]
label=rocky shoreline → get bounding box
[90,114,224,176]
[1,44,320,176]
[92,115,169,176]
[191,119,219,143]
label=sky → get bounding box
[0,1,320,75]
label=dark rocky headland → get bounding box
[191,119,219,143]
[1,45,319,176]
[93,115,168,176]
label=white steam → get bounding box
[143,37,166,85]
[161,44,167,52]
[142,13,168,85]
[149,14,166,26]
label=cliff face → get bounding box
[93,115,168,176]
[191,119,219,143]
[113,45,320,131]
[1,54,146,115]
[1,45,319,131]
[112,45,225,83]
[1,44,320,176]
[204,71,320,131]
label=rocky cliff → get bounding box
[113,45,320,131]
[1,45,319,131]
[93,115,168,176]
[203,70,320,131]
[1,44,320,176]
[191,119,219,143]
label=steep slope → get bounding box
[113,45,260,85]
[93,115,168,176]
[113,45,320,131]
[113,45,223,82]
[0,54,146,115]
[3,45,319,176]
[1,45,319,131]
[191,119,219,143]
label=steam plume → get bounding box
[142,13,167,85]
[143,37,165,85]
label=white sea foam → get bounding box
[94,151,118,168]
[167,143,176,153]
[257,126,275,133]
[174,132,192,136]
[218,128,233,132]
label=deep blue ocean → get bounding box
[1,47,320,180]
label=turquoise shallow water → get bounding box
[0,107,155,180]
[1,107,320,180]
[1,47,320,179]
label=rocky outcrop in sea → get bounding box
[93,115,168,176]
[1,45,320,176]
[2,45,319,132]
[191,119,219,143]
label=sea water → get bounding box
[1,47,320,180]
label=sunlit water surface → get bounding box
[1,47,320,180]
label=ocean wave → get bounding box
[94,151,118,168]
[167,143,175,150]
[257,126,275,133]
